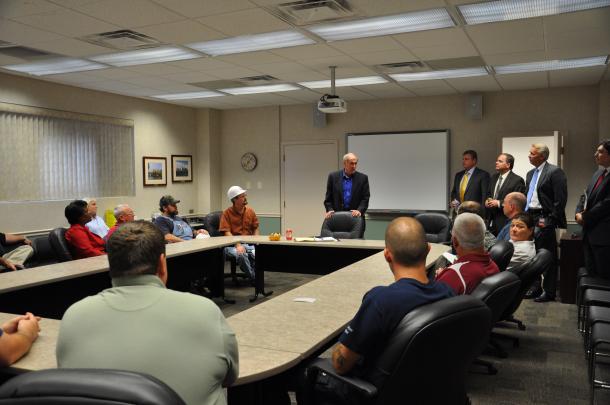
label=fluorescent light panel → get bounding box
[390,67,488,81]
[2,57,107,76]
[152,91,224,100]
[459,0,610,25]
[219,84,300,95]
[89,46,200,67]
[188,30,315,56]
[299,76,388,88]
[306,8,455,41]
[494,56,608,74]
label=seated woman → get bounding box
[64,200,106,259]
[507,212,536,270]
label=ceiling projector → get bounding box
[318,94,347,113]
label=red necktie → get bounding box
[593,169,608,192]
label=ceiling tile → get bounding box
[466,19,545,56]
[203,66,264,79]
[148,82,204,92]
[137,20,225,44]
[41,71,107,84]
[544,8,610,55]
[327,37,404,54]
[0,0,62,18]
[0,18,63,44]
[495,71,548,91]
[124,63,190,75]
[397,29,479,60]
[297,55,362,71]
[482,50,549,66]
[151,0,256,18]
[168,57,236,71]
[280,89,324,102]
[196,8,290,36]
[217,51,289,66]
[10,8,119,37]
[445,75,502,93]
[259,67,328,82]
[398,79,457,93]
[73,0,184,28]
[347,0,445,17]
[353,82,415,98]
[549,66,607,87]
[27,37,111,57]
[350,49,418,66]
[159,71,222,84]
[270,44,342,61]
[85,67,143,79]
[328,87,376,101]
[0,55,28,65]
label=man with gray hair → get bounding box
[525,143,567,302]
[324,152,370,236]
[104,204,135,241]
[436,213,499,295]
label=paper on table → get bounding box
[293,297,316,303]
[293,237,338,242]
[442,251,457,263]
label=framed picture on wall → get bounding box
[171,155,193,183]
[143,156,167,187]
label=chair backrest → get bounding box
[28,235,58,267]
[0,369,185,405]
[470,271,521,324]
[203,211,223,237]
[48,227,73,262]
[488,240,514,272]
[364,295,491,405]
[501,249,552,320]
[320,211,363,239]
[414,212,451,243]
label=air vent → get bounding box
[80,30,164,51]
[0,46,57,60]
[238,75,280,85]
[270,0,356,26]
[375,61,426,74]
[0,40,15,48]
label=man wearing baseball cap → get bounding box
[219,186,259,280]
[154,195,208,243]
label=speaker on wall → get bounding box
[313,104,327,128]
[466,93,483,120]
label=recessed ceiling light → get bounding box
[2,57,107,76]
[494,56,608,74]
[152,91,224,100]
[219,84,300,95]
[306,8,455,41]
[390,67,489,81]
[187,30,315,56]
[459,0,610,25]
[89,46,201,67]
[299,76,388,88]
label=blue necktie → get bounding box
[526,168,539,210]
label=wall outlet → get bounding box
[189,209,194,214]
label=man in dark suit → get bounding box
[525,143,568,302]
[575,139,610,279]
[450,150,490,210]
[485,153,526,235]
[324,153,370,236]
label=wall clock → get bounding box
[241,152,258,171]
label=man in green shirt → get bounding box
[57,221,238,405]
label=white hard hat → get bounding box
[227,185,247,201]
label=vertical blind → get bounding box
[0,108,134,201]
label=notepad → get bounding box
[293,297,316,303]
[294,237,338,242]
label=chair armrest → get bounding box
[307,358,378,400]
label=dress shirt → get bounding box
[527,161,547,210]
[493,171,509,200]
[342,171,353,210]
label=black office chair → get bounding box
[414,212,451,243]
[0,368,185,404]
[304,295,491,405]
[48,227,73,262]
[471,271,521,371]
[488,240,514,272]
[320,211,364,239]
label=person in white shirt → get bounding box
[507,212,536,270]
[83,198,109,239]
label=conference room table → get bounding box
[0,237,448,401]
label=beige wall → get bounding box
[0,72,202,233]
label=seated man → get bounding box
[436,213,499,295]
[64,200,106,259]
[219,186,259,280]
[57,221,238,405]
[0,312,40,367]
[330,217,454,376]
[83,198,109,239]
[496,192,526,241]
[458,201,496,250]
[105,204,135,242]
[0,232,34,271]
[154,195,208,243]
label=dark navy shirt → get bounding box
[342,171,352,209]
[339,278,454,369]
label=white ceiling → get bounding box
[0,0,608,109]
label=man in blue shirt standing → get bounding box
[324,153,370,236]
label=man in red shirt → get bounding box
[64,200,106,259]
[436,213,499,295]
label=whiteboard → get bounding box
[347,131,449,212]
[501,131,561,181]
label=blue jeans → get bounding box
[224,244,255,279]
